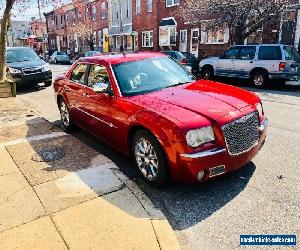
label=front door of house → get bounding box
[179,30,187,52]
[190,28,199,57]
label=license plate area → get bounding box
[209,165,226,177]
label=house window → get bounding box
[142,31,153,47]
[72,12,76,25]
[92,6,97,21]
[147,0,152,12]
[166,0,179,7]
[136,0,141,15]
[200,23,229,44]
[101,2,106,19]
[126,0,130,18]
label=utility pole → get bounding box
[37,0,46,58]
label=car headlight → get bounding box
[42,63,50,72]
[256,102,264,116]
[8,67,21,74]
[186,126,215,148]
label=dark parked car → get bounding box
[162,50,192,72]
[181,52,201,74]
[7,47,52,87]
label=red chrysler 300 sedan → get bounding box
[53,52,268,186]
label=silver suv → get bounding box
[199,44,300,87]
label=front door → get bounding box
[179,30,187,52]
[83,63,118,144]
[190,28,199,57]
[215,47,240,76]
[234,46,257,78]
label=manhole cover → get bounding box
[32,147,65,162]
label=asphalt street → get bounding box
[17,64,300,250]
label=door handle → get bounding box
[250,61,254,63]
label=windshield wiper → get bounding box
[167,81,194,88]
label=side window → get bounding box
[224,47,239,59]
[258,46,282,60]
[239,47,256,60]
[70,64,88,84]
[87,64,111,88]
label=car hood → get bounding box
[7,59,46,69]
[129,80,259,123]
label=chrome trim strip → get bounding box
[259,117,269,132]
[76,107,117,128]
[109,64,122,97]
[181,147,226,159]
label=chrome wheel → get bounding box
[253,74,264,86]
[135,138,159,180]
[60,101,70,127]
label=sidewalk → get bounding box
[0,98,180,250]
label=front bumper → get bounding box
[177,118,268,182]
[11,71,52,85]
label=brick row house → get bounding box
[45,0,300,57]
[44,0,109,56]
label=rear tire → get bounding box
[251,70,269,88]
[201,66,214,80]
[58,98,74,132]
[131,130,169,187]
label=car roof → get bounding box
[79,52,166,65]
[232,44,287,47]
[7,47,32,50]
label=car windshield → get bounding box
[283,46,300,62]
[7,48,40,63]
[113,56,195,96]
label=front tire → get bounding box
[132,130,169,187]
[58,98,74,132]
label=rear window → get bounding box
[258,46,282,60]
[240,46,256,60]
[283,46,300,62]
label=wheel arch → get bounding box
[250,67,269,78]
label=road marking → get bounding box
[0,132,68,148]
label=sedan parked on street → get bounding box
[49,51,70,64]
[54,52,268,186]
[7,47,52,87]
[200,44,300,87]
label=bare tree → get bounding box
[178,0,296,45]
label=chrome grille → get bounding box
[222,112,259,155]
[22,67,42,75]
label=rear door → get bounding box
[64,63,89,126]
[215,47,240,76]
[257,46,282,74]
[234,46,257,78]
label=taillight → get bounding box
[279,62,286,71]
[181,58,187,65]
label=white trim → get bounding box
[166,0,180,7]
[190,28,199,57]
[179,29,187,52]
[160,17,177,26]
[142,30,154,47]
